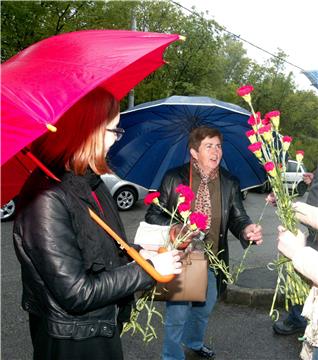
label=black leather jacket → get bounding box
[13,171,154,340]
[145,164,252,294]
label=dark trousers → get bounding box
[29,314,124,360]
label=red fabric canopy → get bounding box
[1,30,181,205]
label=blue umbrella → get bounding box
[109,95,266,190]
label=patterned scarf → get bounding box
[193,160,219,229]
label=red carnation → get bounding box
[283,136,292,143]
[247,112,261,126]
[178,202,191,213]
[246,129,256,137]
[264,161,275,172]
[248,142,262,152]
[258,125,271,134]
[144,191,160,205]
[175,184,195,202]
[189,212,208,231]
[237,85,254,97]
[265,110,280,120]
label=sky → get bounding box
[177,0,317,92]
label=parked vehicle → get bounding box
[101,173,149,211]
[0,198,17,221]
[252,159,308,196]
[283,159,308,196]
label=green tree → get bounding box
[2,0,317,167]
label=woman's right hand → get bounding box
[149,249,182,276]
[266,192,276,207]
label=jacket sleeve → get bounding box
[145,172,175,225]
[292,247,318,285]
[15,190,155,315]
[228,179,252,248]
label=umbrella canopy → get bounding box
[109,95,266,190]
[1,30,181,205]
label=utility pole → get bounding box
[128,8,136,109]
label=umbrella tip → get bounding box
[178,35,186,42]
[46,123,57,132]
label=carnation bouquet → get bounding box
[236,85,310,319]
[144,185,235,282]
[144,184,208,250]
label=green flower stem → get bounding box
[156,203,181,224]
[233,241,252,283]
[233,201,268,283]
[173,225,193,249]
[121,287,163,342]
[269,259,283,320]
[204,243,234,284]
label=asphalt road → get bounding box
[1,192,305,359]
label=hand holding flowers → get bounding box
[144,184,208,250]
[242,223,263,245]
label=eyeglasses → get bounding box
[106,127,125,141]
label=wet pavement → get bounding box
[1,192,307,359]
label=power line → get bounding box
[171,0,305,72]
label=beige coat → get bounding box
[292,202,318,360]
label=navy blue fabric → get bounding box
[109,96,266,190]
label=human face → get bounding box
[104,113,120,153]
[190,136,222,175]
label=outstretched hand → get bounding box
[242,224,263,245]
[303,172,314,185]
[277,225,306,260]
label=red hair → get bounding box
[31,88,119,175]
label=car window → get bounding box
[287,162,298,172]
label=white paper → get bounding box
[134,221,170,250]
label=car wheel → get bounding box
[1,198,17,221]
[114,186,137,211]
[297,181,307,197]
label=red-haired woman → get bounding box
[13,88,181,360]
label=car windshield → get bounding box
[287,161,306,172]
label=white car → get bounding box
[283,159,308,196]
[101,173,149,211]
[253,159,308,196]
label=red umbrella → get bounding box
[1,29,182,203]
[1,29,182,282]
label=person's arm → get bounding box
[293,202,318,229]
[277,226,318,285]
[292,247,318,286]
[16,190,179,314]
[227,179,263,246]
[303,172,314,185]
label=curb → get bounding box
[225,284,284,308]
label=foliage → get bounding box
[1,0,317,167]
